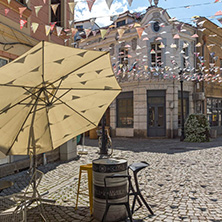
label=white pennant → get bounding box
[51,3,60,15]
[69,20,74,26]
[56,26,63,36]
[105,0,114,9]
[31,22,39,33]
[34,6,42,17]
[127,0,133,6]
[68,2,77,14]
[45,25,51,36]
[7,0,11,4]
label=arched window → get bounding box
[131,38,137,51]
[109,44,115,56]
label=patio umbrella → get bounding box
[0,41,121,209]
[0,41,121,156]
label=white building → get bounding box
[76,5,197,138]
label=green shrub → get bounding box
[184,114,210,142]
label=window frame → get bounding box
[116,92,134,128]
[51,0,64,27]
[150,42,162,67]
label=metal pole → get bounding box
[100,114,108,155]
[180,72,185,141]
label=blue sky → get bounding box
[75,0,222,27]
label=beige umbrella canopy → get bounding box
[0,41,121,156]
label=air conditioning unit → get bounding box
[193,92,205,101]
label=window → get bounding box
[17,0,27,5]
[116,20,126,27]
[178,91,189,127]
[109,43,115,56]
[131,38,137,51]
[117,92,133,128]
[0,58,8,67]
[153,21,160,32]
[183,44,189,68]
[119,44,128,66]
[207,98,222,127]
[76,25,83,30]
[151,43,162,67]
[51,0,63,27]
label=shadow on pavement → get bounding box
[84,137,222,154]
[26,204,91,222]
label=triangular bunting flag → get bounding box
[90,18,96,26]
[105,0,114,9]
[136,27,145,39]
[7,0,11,4]
[42,0,46,3]
[68,2,77,14]
[26,0,29,4]
[134,23,141,27]
[85,29,91,38]
[87,0,96,12]
[149,0,152,6]
[56,26,63,36]
[127,0,133,6]
[34,5,42,17]
[117,28,125,39]
[68,20,73,27]
[71,28,78,37]
[100,29,108,39]
[191,34,199,38]
[92,30,97,36]
[215,10,222,16]
[45,25,51,36]
[20,19,27,30]
[173,34,180,39]
[50,22,57,31]
[5,8,9,16]
[31,22,39,33]
[19,7,26,17]
[51,3,60,15]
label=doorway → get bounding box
[147,90,166,137]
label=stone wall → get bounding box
[0,148,60,178]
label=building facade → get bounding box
[77,6,198,138]
[196,17,222,136]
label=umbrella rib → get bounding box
[47,87,121,91]
[22,87,48,105]
[0,91,37,115]
[6,99,37,155]
[44,106,54,151]
[45,89,97,127]
[0,84,35,89]
[50,88,71,104]
[50,79,63,104]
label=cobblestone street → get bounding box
[1,137,222,222]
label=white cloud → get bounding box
[129,6,147,13]
[75,0,129,27]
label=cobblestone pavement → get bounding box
[0,137,222,222]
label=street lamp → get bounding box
[100,114,108,155]
[179,69,185,141]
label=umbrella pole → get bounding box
[30,90,40,199]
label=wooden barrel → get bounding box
[92,158,128,222]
